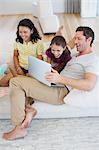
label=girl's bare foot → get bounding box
[21,106,37,128]
[3,125,27,140]
[56,25,63,36]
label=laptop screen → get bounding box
[28,56,51,86]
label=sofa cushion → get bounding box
[64,77,99,108]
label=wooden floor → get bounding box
[0,13,99,57]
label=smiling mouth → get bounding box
[55,55,60,58]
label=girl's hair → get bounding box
[16,18,41,43]
[50,35,67,48]
[49,35,71,59]
[46,36,71,73]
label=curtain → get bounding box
[65,0,80,13]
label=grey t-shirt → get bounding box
[60,52,99,90]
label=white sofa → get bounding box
[0,91,99,119]
[1,51,99,119]
[1,41,99,119]
[0,14,99,119]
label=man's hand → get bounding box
[45,68,62,84]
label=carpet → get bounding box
[0,117,99,150]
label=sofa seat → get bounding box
[0,93,99,119]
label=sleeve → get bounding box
[13,42,18,50]
[85,58,99,76]
[36,41,44,55]
[45,48,52,58]
[0,64,8,76]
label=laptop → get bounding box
[28,56,64,87]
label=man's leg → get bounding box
[3,106,37,140]
[3,76,68,140]
[10,80,26,126]
[10,76,68,125]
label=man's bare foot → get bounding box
[3,125,27,140]
[56,25,63,36]
[21,106,37,128]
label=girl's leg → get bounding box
[0,63,17,87]
[0,72,13,87]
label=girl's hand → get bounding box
[16,67,25,75]
[45,68,61,84]
[7,64,17,77]
[26,73,30,77]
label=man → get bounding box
[3,26,99,140]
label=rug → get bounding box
[0,117,99,150]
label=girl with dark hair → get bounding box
[13,18,44,75]
[46,35,71,73]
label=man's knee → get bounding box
[9,77,16,85]
[9,77,21,88]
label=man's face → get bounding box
[74,31,90,53]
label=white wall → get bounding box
[52,0,80,13]
[0,0,66,14]
[81,0,97,18]
[0,0,33,15]
[97,0,99,16]
[52,0,65,13]
[2,0,98,16]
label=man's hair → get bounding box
[76,26,95,46]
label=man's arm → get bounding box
[45,69,97,91]
[60,73,97,91]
